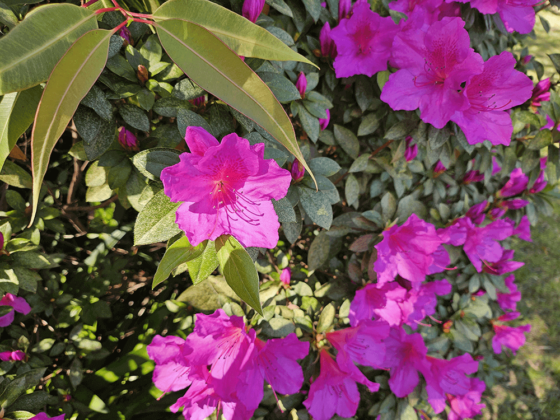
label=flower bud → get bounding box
[522,55,532,65]
[319,109,330,131]
[404,136,417,162]
[242,0,265,23]
[433,161,446,175]
[190,95,206,107]
[531,78,551,107]
[338,0,352,21]
[296,72,307,98]
[118,127,139,151]
[291,159,305,182]
[280,267,291,286]
[0,232,3,250]
[118,27,133,47]
[319,22,337,59]
[137,65,149,85]
[489,207,506,220]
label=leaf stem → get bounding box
[94,6,119,14]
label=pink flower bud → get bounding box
[280,267,291,285]
[404,136,418,162]
[531,78,551,107]
[296,72,307,98]
[118,127,139,151]
[319,109,330,131]
[522,55,532,65]
[190,95,206,107]
[118,27,133,46]
[64,394,72,402]
[242,0,265,23]
[433,161,446,174]
[339,0,352,21]
[0,232,3,250]
[320,22,337,59]
[291,159,305,182]
[489,207,506,220]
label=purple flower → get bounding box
[118,27,132,46]
[434,161,447,174]
[296,72,307,98]
[161,127,292,248]
[381,17,483,129]
[320,22,337,59]
[280,267,291,285]
[529,157,547,194]
[0,350,25,362]
[402,279,452,330]
[30,414,65,420]
[319,108,330,131]
[404,136,418,162]
[237,334,308,410]
[118,127,139,151]
[451,51,533,146]
[190,95,206,107]
[0,293,31,327]
[425,354,479,413]
[513,215,531,242]
[349,282,408,327]
[463,170,484,184]
[492,312,531,354]
[448,378,486,420]
[290,159,305,182]
[542,114,560,131]
[502,199,529,210]
[531,78,551,107]
[242,0,265,23]
[499,168,529,197]
[330,2,399,78]
[147,335,193,393]
[482,249,524,276]
[0,232,3,250]
[497,275,521,311]
[338,0,352,21]
[374,213,445,289]
[466,201,488,225]
[522,54,533,65]
[489,207,506,220]
[497,0,540,34]
[390,0,443,20]
[492,156,502,175]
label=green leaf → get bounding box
[153,0,315,66]
[30,29,112,226]
[0,368,46,408]
[153,235,205,288]
[0,1,18,29]
[132,148,180,180]
[308,231,330,272]
[215,235,263,315]
[0,4,98,95]
[0,160,31,189]
[134,189,181,245]
[308,157,340,177]
[259,72,301,104]
[548,53,560,74]
[119,104,150,132]
[299,187,333,229]
[177,274,239,311]
[334,124,360,158]
[345,174,359,207]
[155,19,315,186]
[187,240,219,284]
[358,113,380,136]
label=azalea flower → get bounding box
[454,0,539,34]
[499,168,529,197]
[0,350,25,362]
[492,312,531,354]
[0,293,31,327]
[529,157,547,194]
[531,78,551,107]
[161,127,292,248]
[504,215,531,242]
[466,201,488,225]
[290,159,305,182]
[338,0,352,21]
[447,378,487,420]
[319,109,331,131]
[381,17,484,128]
[320,22,337,59]
[492,156,502,175]
[242,0,265,23]
[390,0,443,21]
[147,335,193,393]
[404,136,418,162]
[330,2,399,78]
[497,275,522,311]
[434,160,447,174]
[296,72,307,98]
[118,127,139,151]
[402,279,452,330]
[349,282,408,327]
[280,267,291,285]
[482,249,524,276]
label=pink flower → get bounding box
[0,293,31,327]
[330,2,399,78]
[30,414,65,420]
[161,127,292,248]
[382,327,431,398]
[542,114,560,131]
[242,0,265,23]
[451,52,533,146]
[190,96,206,107]
[338,0,352,21]
[502,198,529,210]
[118,27,132,46]
[402,279,452,330]
[489,207,506,220]
[482,249,524,276]
[497,0,539,34]
[513,215,531,241]
[492,312,531,354]
[147,335,193,393]
[303,350,366,420]
[531,78,551,107]
[466,201,488,225]
[280,267,291,285]
[349,282,408,327]
[320,22,337,59]
[0,350,25,362]
[118,127,139,151]
[237,334,308,410]
[319,109,330,131]
[290,159,305,182]
[296,72,307,98]
[0,232,4,250]
[425,354,479,413]
[463,170,484,184]
[499,168,529,197]
[390,0,443,20]
[381,18,483,129]
[497,275,521,311]
[434,161,447,174]
[447,378,487,420]
[492,156,502,175]
[404,136,418,162]
[529,157,547,194]
[522,54,533,65]
[374,213,445,289]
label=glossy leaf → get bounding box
[152,235,205,288]
[153,0,316,66]
[30,29,112,225]
[187,240,220,284]
[215,234,263,315]
[134,189,181,245]
[0,4,98,95]
[155,19,315,186]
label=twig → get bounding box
[369,140,394,159]
[64,195,118,212]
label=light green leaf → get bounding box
[30,29,112,225]
[153,235,205,288]
[317,303,335,333]
[0,4,98,95]
[134,189,181,245]
[132,147,180,180]
[216,234,263,315]
[187,240,219,284]
[153,0,315,66]
[0,161,32,188]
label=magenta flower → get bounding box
[338,0,352,21]
[30,414,65,420]
[492,156,502,175]
[0,350,25,362]
[402,279,451,330]
[531,78,551,107]
[296,72,307,98]
[280,267,291,285]
[451,52,533,146]
[0,293,31,327]
[118,27,132,46]
[482,249,524,276]
[529,157,547,194]
[466,201,488,225]
[374,213,445,289]
[242,0,265,23]
[513,215,531,242]
[349,282,408,327]
[147,335,193,393]
[542,114,560,131]
[497,0,540,34]
[499,168,529,198]
[438,1,461,18]
[290,159,305,182]
[161,127,292,248]
[381,17,483,129]
[303,350,367,420]
[447,378,486,420]
[497,275,521,312]
[522,54,533,65]
[463,170,484,184]
[502,199,529,210]
[190,95,206,107]
[0,232,3,250]
[118,127,139,151]
[382,327,431,398]
[320,22,337,59]
[330,2,399,78]
[434,161,447,174]
[425,354,479,413]
[390,0,443,20]
[237,334,308,410]
[404,136,418,162]
[492,312,531,354]
[489,207,506,220]
[319,108,330,131]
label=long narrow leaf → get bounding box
[152,236,205,289]
[30,29,113,225]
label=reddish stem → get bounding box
[132,18,153,24]
[94,6,119,14]
[112,20,130,33]
[126,11,154,18]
